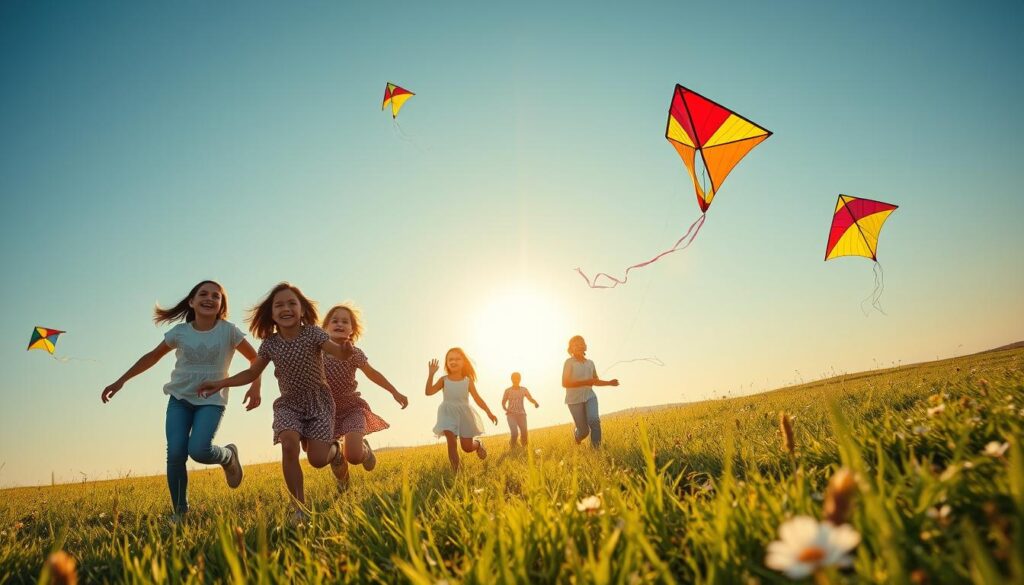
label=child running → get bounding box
[563,335,618,448]
[425,348,498,472]
[101,280,261,519]
[197,282,351,521]
[501,372,539,449]
[321,303,408,492]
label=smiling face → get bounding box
[325,308,353,343]
[445,349,465,377]
[569,336,587,359]
[271,289,302,331]
[188,282,225,321]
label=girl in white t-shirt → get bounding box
[101,280,262,518]
[562,335,618,448]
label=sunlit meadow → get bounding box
[3,348,1021,584]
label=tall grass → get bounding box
[3,349,1021,583]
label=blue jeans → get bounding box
[166,396,229,514]
[568,396,601,448]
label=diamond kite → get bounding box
[825,195,899,313]
[382,82,414,119]
[666,84,772,213]
[577,85,771,288]
[27,326,65,354]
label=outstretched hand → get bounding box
[428,359,439,376]
[197,380,222,398]
[243,386,261,411]
[609,379,620,387]
[101,381,123,403]
[394,391,409,409]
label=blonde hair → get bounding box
[322,303,364,342]
[445,347,477,382]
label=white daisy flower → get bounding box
[983,441,1009,458]
[765,516,861,579]
[576,495,602,514]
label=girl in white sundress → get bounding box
[425,347,498,472]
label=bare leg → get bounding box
[306,439,338,468]
[460,437,479,452]
[343,431,366,465]
[279,431,304,505]
[444,431,460,472]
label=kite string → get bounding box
[392,119,427,152]
[576,213,707,289]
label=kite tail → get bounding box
[50,354,99,364]
[860,261,887,316]
[602,357,665,375]
[576,213,706,289]
[392,119,426,152]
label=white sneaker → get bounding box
[362,439,377,471]
[222,444,243,488]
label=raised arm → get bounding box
[468,380,498,424]
[101,341,173,402]
[425,359,444,396]
[360,361,409,408]
[197,356,270,397]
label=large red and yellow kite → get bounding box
[577,85,771,288]
[382,82,414,119]
[666,85,772,213]
[825,195,898,313]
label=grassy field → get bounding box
[2,348,1022,584]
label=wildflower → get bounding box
[765,516,860,579]
[926,504,952,527]
[912,425,929,435]
[926,404,945,417]
[46,550,78,585]
[779,412,795,455]
[983,441,1009,458]
[576,495,602,514]
[823,468,858,525]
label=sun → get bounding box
[470,286,570,398]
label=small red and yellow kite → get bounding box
[382,82,414,119]
[27,326,65,354]
[825,195,897,262]
[825,195,898,313]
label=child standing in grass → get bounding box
[101,280,261,518]
[426,347,498,472]
[197,282,352,521]
[320,303,408,492]
[501,372,539,449]
[563,335,618,448]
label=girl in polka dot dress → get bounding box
[199,282,351,517]
[320,303,408,492]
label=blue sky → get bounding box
[1,1,1022,487]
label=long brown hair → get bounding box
[445,347,477,382]
[247,282,319,339]
[153,280,228,325]
[322,303,364,342]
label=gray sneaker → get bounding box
[362,439,377,471]
[222,444,243,488]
